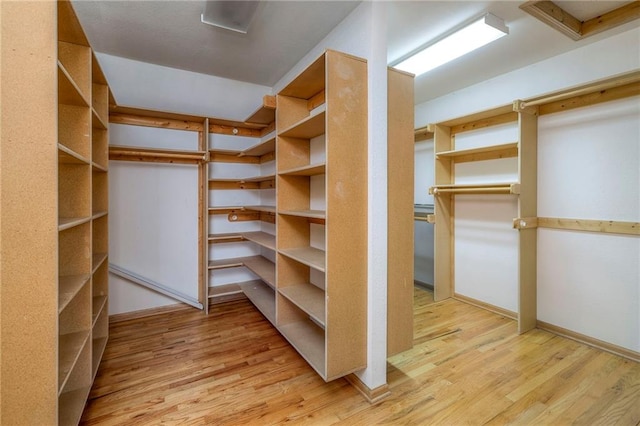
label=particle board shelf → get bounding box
[91,296,107,326]
[208,233,244,244]
[58,144,90,165]
[92,210,108,220]
[91,108,108,130]
[278,209,326,220]
[279,247,326,272]
[208,283,243,298]
[57,62,89,108]
[92,253,108,273]
[436,142,519,163]
[437,103,517,133]
[244,95,276,125]
[279,284,325,328]
[208,174,275,190]
[209,136,275,164]
[92,162,108,172]
[58,386,91,426]
[242,231,276,250]
[58,216,91,231]
[91,337,108,379]
[58,330,90,392]
[278,105,326,139]
[208,255,275,288]
[279,163,326,176]
[59,275,91,314]
[278,320,325,377]
[239,280,276,324]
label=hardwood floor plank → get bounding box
[82,288,640,425]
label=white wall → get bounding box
[103,57,270,315]
[414,27,640,352]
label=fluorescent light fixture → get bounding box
[394,13,509,76]
[201,1,260,34]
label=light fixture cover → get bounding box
[394,13,509,76]
[201,1,260,34]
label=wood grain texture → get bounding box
[82,288,640,425]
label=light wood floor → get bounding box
[82,288,640,425]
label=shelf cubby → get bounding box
[277,297,326,377]
[92,126,109,170]
[59,222,91,277]
[92,170,108,216]
[276,50,367,381]
[436,141,519,163]
[58,281,91,392]
[279,283,325,328]
[58,103,91,163]
[59,274,91,314]
[208,255,276,288]
[58,162,91,230]
[58,41,90,102]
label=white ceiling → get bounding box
[72,0,637,106]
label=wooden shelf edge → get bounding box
[279,247,326,272]
[278,104,326,138]
[59,216,92,231]
[278,209,326,220]
[279,163,326,176]
[109,145,208,164]
[59,144,91,165]
[436,142,519,161]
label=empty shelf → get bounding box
[208,255,275,288]
[279,106,326,139]
[436,142,518,163]
[59,275,91,313]
[279,247,326,272]
[279,163,326,176]
[59,216,91,231]
[59,144,90,165]
[279,284,325,328]
[92,253,108,273]
[278,209,326,220]
[278,320,325,378]
[239,280,276,325]
[58,330,90,392]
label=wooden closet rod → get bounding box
[431,186,516,195]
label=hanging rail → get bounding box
[109,263,203,309]
[430,183,520,195]
[513,217,640,236]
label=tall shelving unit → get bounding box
[276,50,368,381]
[429,102,538,333]
[1,1,109,423]
[206,98,278,320]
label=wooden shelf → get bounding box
[58,216,91,231]
[242,231,276,250]
[278,320,325,377]
[91,336,108,379]
[436,142,518,163]
[92,253,108,273]
[208,283,242,298]
[58,330,90,392]
[92,108,108,130]
[278,209,326,220]
[279,247,326,272]
[58,144,90,165]
[208,255,275,288]
[239,280,276,324]
[244,95,276,125]
[208,174,275,190]
[92,162,108,172]
[209,137,275,161]
[279,284,325,328]
[278,106,325,139]
[58,386,91,426]
[92,210,108,220]
[91,296,108,326]
[279,163,326,176]
[59,275,90,313]
[57,62,89,107]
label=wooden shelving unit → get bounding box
[429,101,537,333]
[276,50,368,381]
[206,98,277,314]
[1,1,111,423]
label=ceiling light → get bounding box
[393,13,509,76]
[201,1,260,34]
